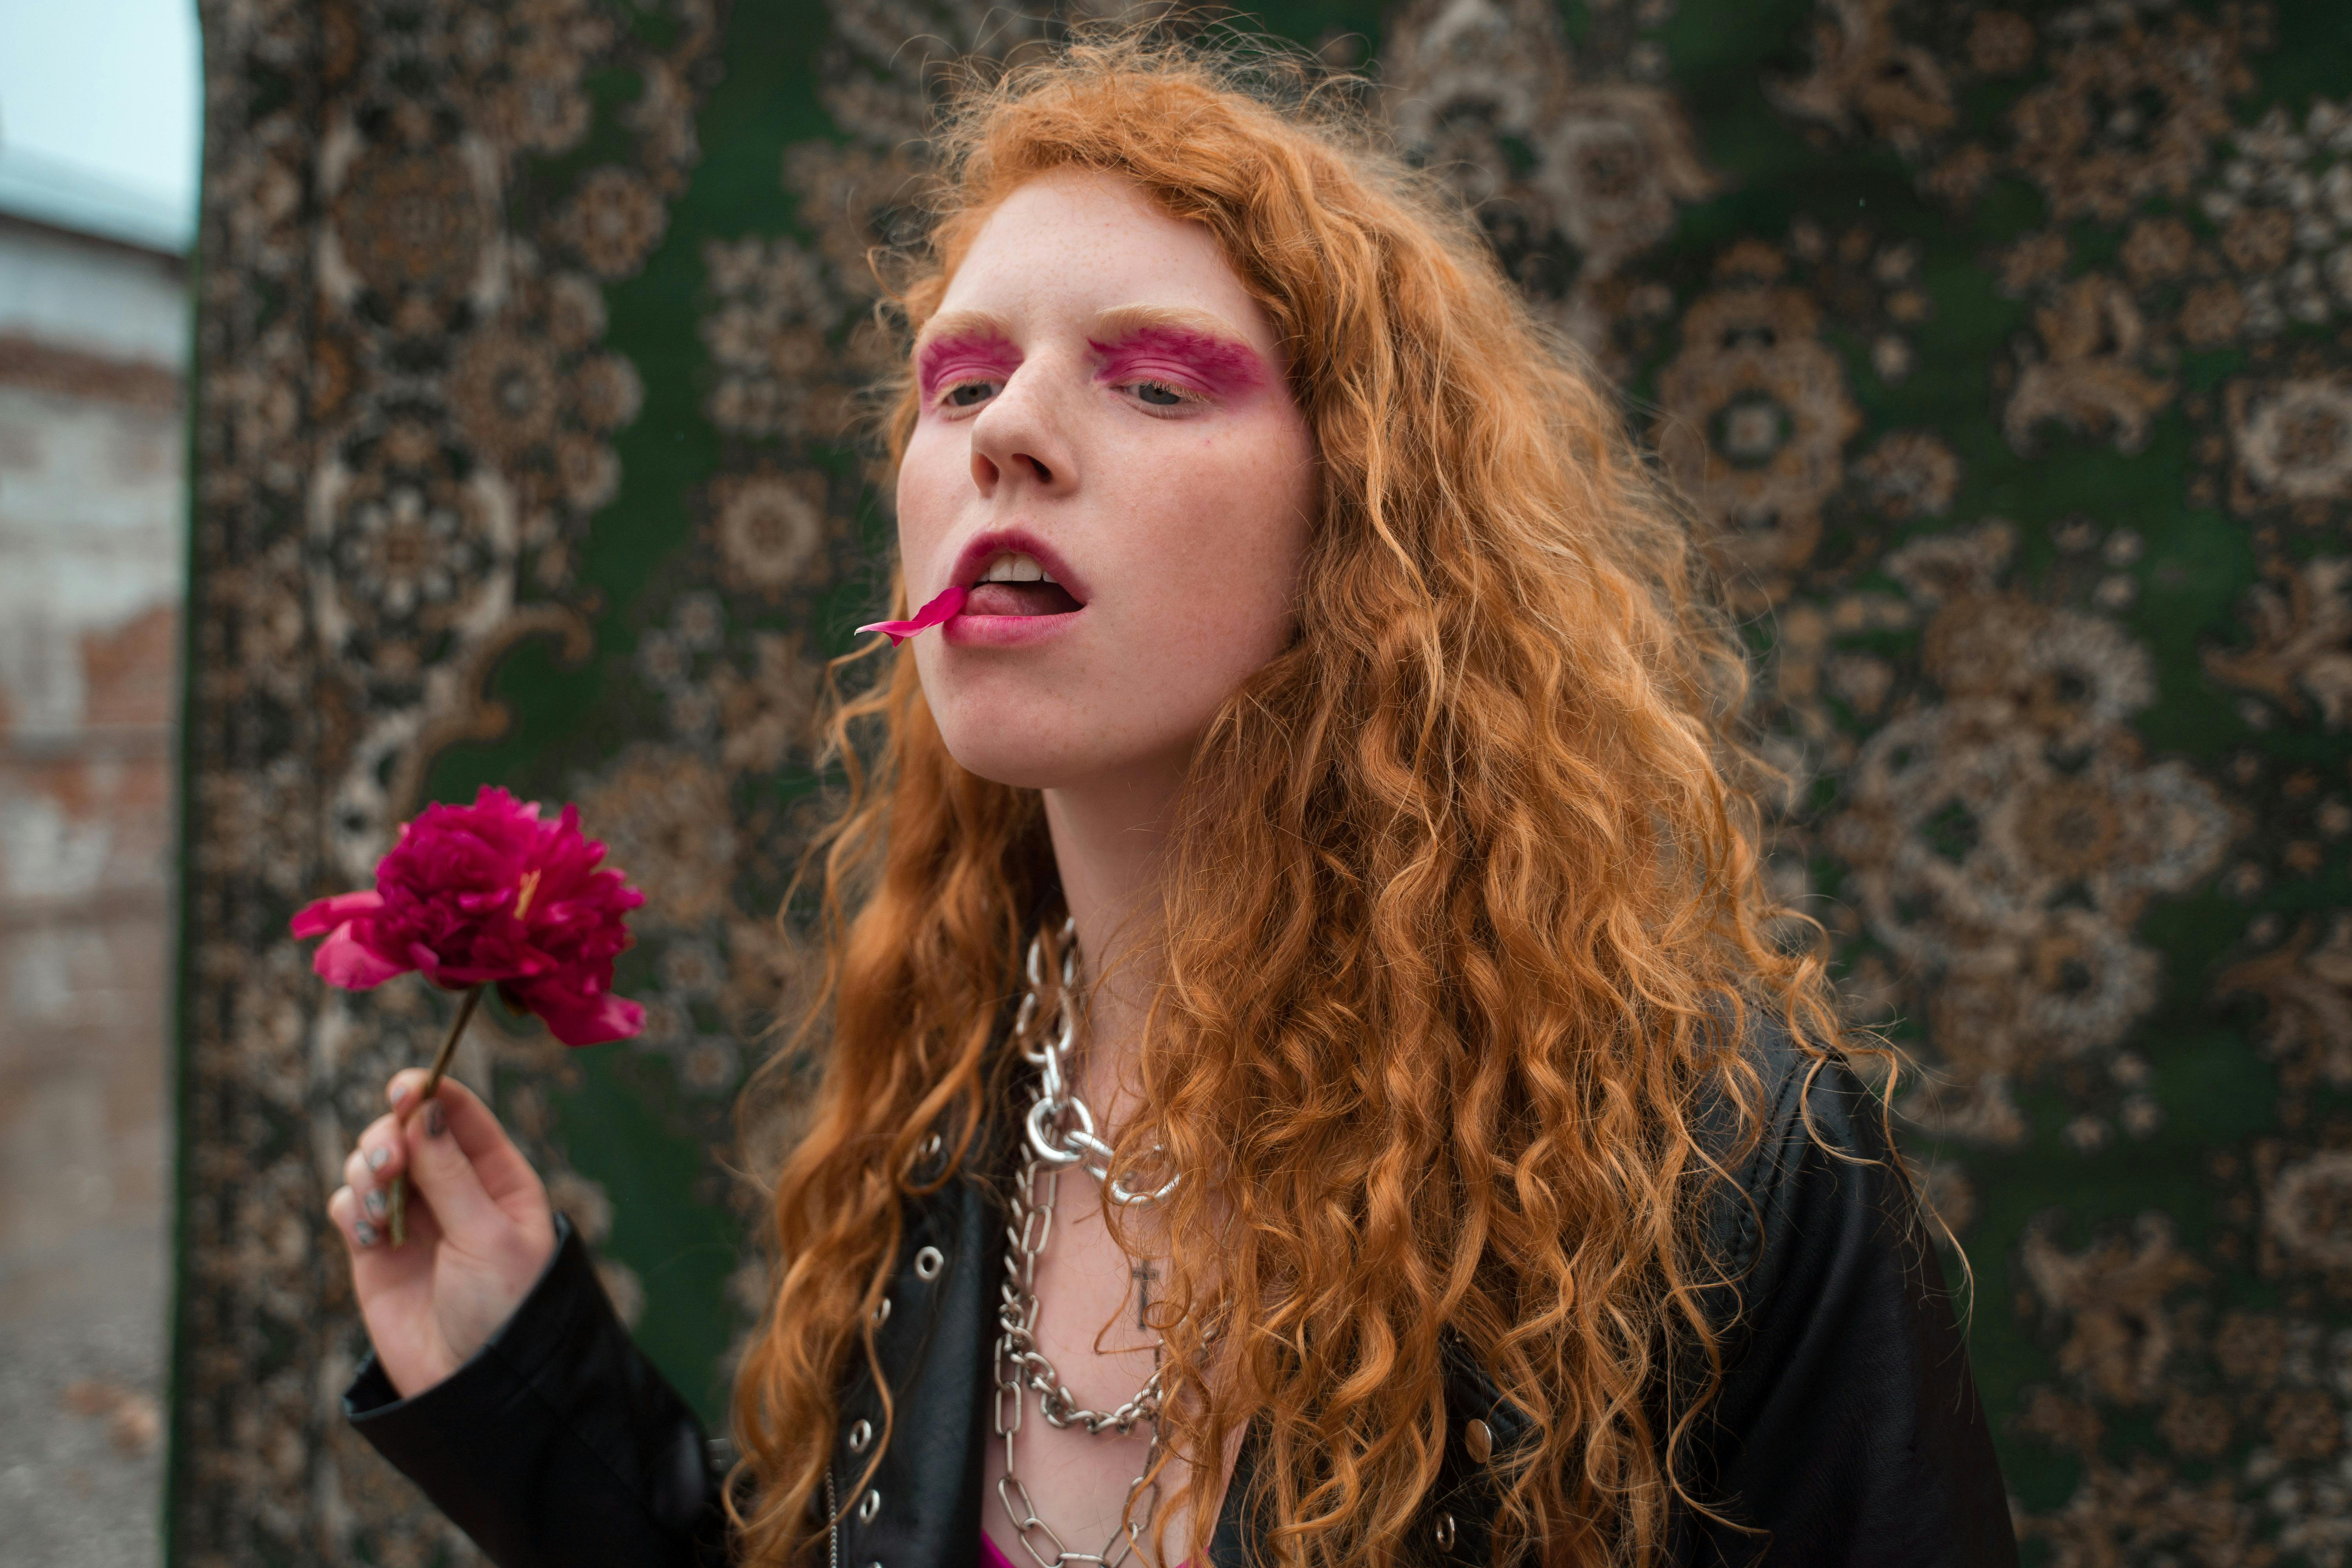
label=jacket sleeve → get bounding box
[342,1209,734,1568]
[1682,1041,2019,1568]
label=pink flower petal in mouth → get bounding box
[857,584,967,645]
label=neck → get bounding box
[1040,751,1185,1111]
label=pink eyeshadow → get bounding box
[1089,325,1266,397]
[918,329,1021,401]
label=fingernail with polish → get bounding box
[365,1146,390,1172]
[364,1188,387,1220]
[389,1083,412,1108]
[356,1220,379,1247]
[425,1103,446,1138]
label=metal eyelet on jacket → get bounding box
[1434,1512,1457,1553]
[913,1245,944,1280]
[857,1488,882,1525]
[1465,1417,1492,1465]
[846,1418,872,1454]
[871,1296,891,1328]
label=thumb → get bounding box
[397,1085,508,1248]
[388,1068,548,1214]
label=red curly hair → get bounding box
[726,29,1851,1568]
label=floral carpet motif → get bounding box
[179,0,2352,1560]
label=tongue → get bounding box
[965,581,1082,616]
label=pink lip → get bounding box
[942,610,1083,649]
[938,528,1089,650]
[947,529,1091,603]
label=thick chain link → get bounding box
[1018,920,1182,1209]
[994,919,1171,1568]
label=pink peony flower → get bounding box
[290,786,647,1046]
[856,584,966,645]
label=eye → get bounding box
[1132,380,1186,408]
[944,380,997,409]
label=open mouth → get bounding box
[962,551,1084,616]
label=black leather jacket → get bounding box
[345,1027,2019,1568]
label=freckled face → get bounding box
[895,169,1319,795]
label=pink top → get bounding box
[980,1533,1188,1568]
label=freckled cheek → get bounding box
[894,425,965,562]
[1118,430,1313,648]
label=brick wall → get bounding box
[0,211,186,1568]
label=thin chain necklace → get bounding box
[995,918,1180,1568]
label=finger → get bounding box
[387,1069,429,1114]
[363,1108,410,1173]
[330,1184,386,1253]
[397,1083,508,1246]
[347,1163,396,1229]
[344,1120,406,1197]
[391,1071,544,1211]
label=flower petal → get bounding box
[856,584,967,646]
[313,924,410,989]
[290,890,383,939]
[507,980,645,1045]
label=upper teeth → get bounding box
[980,552,1054,585]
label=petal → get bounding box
[855,584,967,646]
[408,941,457,985]
[508,980,644,1046]
[290,889,383,939]
[313,924,409,989]
[562,994,644,1046]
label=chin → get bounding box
[930,714,1097,793]
[918,650,1223,799]
[931,701,1198,799]
[914,651,1101,790]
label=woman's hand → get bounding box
[327,1067,558,1399]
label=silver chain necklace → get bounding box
[995,919,1180,1568]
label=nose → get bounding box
[973,447,1052,489]
[966,363,1073,498]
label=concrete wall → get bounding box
[0,211,185,1568]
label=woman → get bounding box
[327,34,2016,1568]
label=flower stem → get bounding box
[388,983,486,1247]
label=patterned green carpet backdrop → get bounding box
[175,0,2352,1561]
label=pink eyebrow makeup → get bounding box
[1088,325,1267,398]
[916,328,1022,402]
